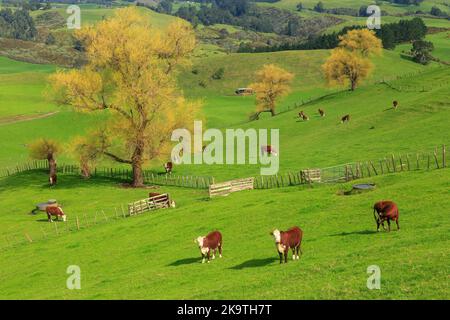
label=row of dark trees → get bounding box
[238,17,427,53]
[174,0,282,33]
[0,8,36,40]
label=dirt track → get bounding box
[0,111,59,126]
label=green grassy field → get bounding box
[0,4,449,300]
[0,169,448,299]
[258,0,450,15]
[0,57,56,118]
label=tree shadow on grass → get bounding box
[229,257,277,270]
[330,230,378,237]
[167,257,200,267]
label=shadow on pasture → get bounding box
[330,230,378,237]
[229,257,277,270]
[168,257,200,267]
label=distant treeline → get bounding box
[238,17,428,53]
[172,0,339,36]
[0,8,36,40]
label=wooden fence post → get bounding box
[391,154,396,172]
[443,145,446,168]
[24,233,33,243]
[76,216,80,231]
[121,205,126,218]
[433,148,440,169]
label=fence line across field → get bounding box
[0,145,447,251]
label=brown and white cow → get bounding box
[46,206,66,222]
[373,200,400,232]
[299,111,309,121]
[318,108,325,117]
[270,227,303,264]
[393,100,399,109]
[164,162,173,173]
[261,145,278,156]
[194,231,223,264]
[49,173,57,186]
[341,114,350,123]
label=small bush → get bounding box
[211,67,225,80]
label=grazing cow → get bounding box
[341,114,350,123]
[299,111,309,121]
[194,231,223,264]
[393,100,399,109]
[318,108,325,117]
[148,193,176,208]
[49,174,57,186]
[373,201,400,232]
[164,161,173,173]
[270,227,303,264]
[261,145,278,156]
[46,206,66,222]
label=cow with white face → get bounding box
[194,231,223,264]
[270,226,303,264]
[46,206,67,222]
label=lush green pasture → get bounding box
[36,5,178,29]
[258,0,449,15]
[0,57,56,118]
[0,169,448,299]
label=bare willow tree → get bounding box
[50,8,200,186]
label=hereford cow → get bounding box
[194,231,223,264]
[270,226,303,264]
[261,145,278,156]
[164,161,173,173]
[318,108,325,117]
[49,173,57,186]
[299,111,309,121]
[373,200,400,232]
[341,114,350,123]
[393,100,399,109]
[46,206,66,222]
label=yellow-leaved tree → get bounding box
[322,29,382,91]
[250,64,293,118]
[50,8,200,187]
[338,29,383,57]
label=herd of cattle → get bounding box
[194,200,399,264]
[41,99,402,264]
[298,100,399,124]
[42,198,400,264]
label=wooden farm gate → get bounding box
[128,193,172,215]
[209,177,254,198]
[300,169,321,183]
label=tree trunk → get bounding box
[270,109,276,117]
[131,141,145,187]
[80,161,91,179]
[132,161,144,187]
[48,155,57,185]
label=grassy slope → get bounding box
[259,0,449,15]
[0,6,449,300]
[0,57,56,118]
[0,169,448,299]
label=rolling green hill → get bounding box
[0,168,448,299]
[0,3,449,300]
